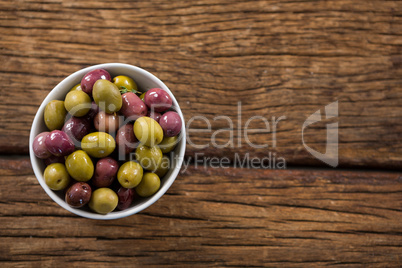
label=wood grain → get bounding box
[0,0,401,168]
[0,157,401,266]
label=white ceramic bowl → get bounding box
[29,63,186,220]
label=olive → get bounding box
[33,132,51,159]
[117,161,143,188]
[44,100,67,131]
[94,111,121,134]
[81,69,111,96]
[113,75,138,92]
[44,163,71,191]
[65,150,94,182]
[64,90,92,117]
[89,188,118,214]
[153,155,170,178]
[133,116,163,147]
[116,123,138,155]
[159,111,182,137]
[139,92,146,101]
[62,116,91,142]
[65,182,92,208]
[147,110,162,123]
[120,92,147,121]
[70,83,82,92]
[158,135,178,154]
[117,187,136,211]
[93,79,122,114]
[85,101,99,121]
[144,88,172,113]
[45,130,75,156]
[92,157,119,188]
[135,144,162,171]
[81,132,116,158]
[135,173,160,197]
[43,154,65,166]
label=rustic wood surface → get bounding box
[0,0,401,266]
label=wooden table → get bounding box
[1,0,401,266]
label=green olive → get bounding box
[158,136,178,154]
[117,161,143,188]
[44,100,67,131]
[89,188,118,214]
[139,92,146,101]
[81,132,116,158]
[65,150,94,182]
[113,75,138,92]
[135,172,160,197]
[134,116,163,147]
[44,163,70,191]
[135,144,162,171]
[93,79,122,114]
[70,83,82,92]
[153,155,170,178]
[64,90,91,117]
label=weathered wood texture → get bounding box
[0,0,401,168]
[0,157,401,266]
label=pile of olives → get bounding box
[32,69,182,214]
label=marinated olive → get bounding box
[159,111,182,137]
[89,188,118,214]
[64,90,92,117]
[153,155,170,178]
[120,92,147,121]
[93,79,122,114]
[43,154,65,166]
[116,123,138,155]
[70,83,82,92]
[44,100,67,131]
[139,92,146,101]
[133,116,163,147]
[113,75,138,92]
[62,116,91,142]
[81,132,116,158]
[158,135,178,154]
[45,130,75,156]
[147,110,162,123]
[44,163,71,191]
[81,69,111,96]
[135,144,162,171]
[85,101,100,121]
[33,132,51,159]
[144,88,172,112]
[117,161,143,188]
[92,157,119,188]
[135,173,160,197]
[117,187,136,211]
[65,150,94,182]
[94,111,121,134]
[65,182,92,208]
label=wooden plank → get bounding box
[0,0,401,169]
[0,157,401,266]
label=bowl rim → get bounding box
[29,63,186,220]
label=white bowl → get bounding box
[29,63,186,220]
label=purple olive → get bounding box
[62,116,91,143]
[80,69,111,96]
[117,187,136,211]
[43,154,65,166]
[92,157,119,188]
[116,123,138,155]
[65,182,92,208]
[33,132,51,159]
[45,130,75,156]
[159,111,182,137]
[94,111,121,134]
[144,88,172,113]
[85,101,100,121]
[120,92,147,121]
[147,110,162,123]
